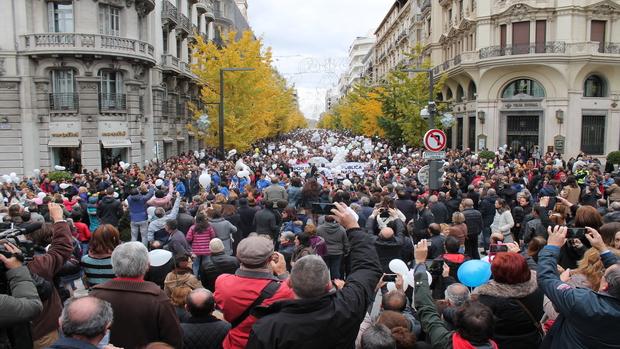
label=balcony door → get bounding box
[99,70,124,110]
[48,2,74,33]
[512,21,530,54]
[591,20,606,53]
[51,69,76,110]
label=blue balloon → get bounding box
[457,260,492,288]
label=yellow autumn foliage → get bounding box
[190,31,306,152]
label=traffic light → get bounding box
[428,160,444,190]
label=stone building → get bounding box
[374,0,413,81]
[415,0,620,157]
[0,0,250,175]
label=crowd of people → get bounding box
[1,128,620,349]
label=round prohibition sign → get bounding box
[424,129,447,152]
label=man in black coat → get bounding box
[181,288,230,349]
[395,190,415,224]
[429,194,448,224]
[373,227,405,273]
[410,197,435,243]
[96,187,123,227]
[247,203,382,349]
[461,198,483,259]
[479,189,498,253]
[200,238,239,291]
[253,203,279,240]
[237,198,257,238]
[176,204,195,235]
[183,172,200,203]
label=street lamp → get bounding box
[218,67,255,159]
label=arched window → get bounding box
[446,88,453,101]
[501,79,545,98]
[456,85,465,102]
[583,75,606,97]
[468,81,477,100]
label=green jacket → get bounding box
[0,266,43,327]
[413,265,454,349]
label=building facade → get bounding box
[339,36,375,95]
[415,0,620,158]
[374,0,413,81]
[0,0,250,175]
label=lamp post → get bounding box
[218,67,255,159]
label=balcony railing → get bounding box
[161,54,181,73]
[179,14,192,35]
[99,93,127,112]
[421,0,431,12]
[479,41,566,59]
[49,93,79,111]
[21,33,154,63]
[605,42,620,54]
[162,1,178,27]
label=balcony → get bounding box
[479,42,566,59]
[49,93,79,112]
[135,0,155,16]
[179,61,196,79]
[161,54,181,74]
[177,14,192,37]
[162,1,179,29]
[21,33,155,65]
[99,93,127,113]
[420,0,431,13]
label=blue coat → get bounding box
[127,188,154,222]
[537,246,620,349]
[175,181,186,197]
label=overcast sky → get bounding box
[248,1,393,120]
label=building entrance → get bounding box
[506,115,539,152]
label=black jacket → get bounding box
[238,205,257,238]
[181,315,230,349]
[253,208,279,238]
[462,208,483,238]
[200,252,239,291]
[373,232,405,273]
[395,199,415,224]
[479,195,498,227]
[96,196,122,227]
[176,212,194,235]
[247,228,382,349]
[430,202,449,224]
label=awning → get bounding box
[176,137,185,141]
[101,139,132,148]
[187,131,195,136]
[163,137,174,143]
[48,139,80,147]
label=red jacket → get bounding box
[74,221,91,242]
[215,270,295,349]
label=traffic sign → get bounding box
[423,129,447,152]
[423,151,446,160]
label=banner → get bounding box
[335,162,368,175]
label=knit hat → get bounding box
[209,238,225,254]
[236,236,274,266]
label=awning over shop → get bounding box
[176,137,185,141]
[163,137,174,143]
[101,139,132,148]
[48,139,80,147]
[187,131,195,136]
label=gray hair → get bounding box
[290,255,330,299]
[360,196,370,206]
[209,238,225,254]
[487,188,496,196]
[428,195,438,204]
[445,283,471,307]
[280,231,296,243]
[361,324,396,349]
[605,263,620,299]
[111,242,149,277]
[611,201,620,211]
[61,297,113,339]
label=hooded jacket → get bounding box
[127,188,154,222]
[316,221,350,256]
[96,196,123,227]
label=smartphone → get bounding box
[489,244,509,253]
[311,202,337,215]
[383,274,397,282]
[566,227,586,239]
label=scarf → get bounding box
[452,332,498,349]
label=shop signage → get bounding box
[50,132,79,138]
[99,121,129,138]
[502,101,541,109]
[101,131,127,137]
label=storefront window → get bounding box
[583,75,606,97]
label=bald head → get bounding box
[462,198,474,209]
[60,297,113,341]
[379,227,394,240]
[186,288,215,317]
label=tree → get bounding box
[190,31,306,151]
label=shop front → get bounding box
[99,121,131,170]
[48,122,82,172]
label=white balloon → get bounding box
[155,179,164,187]
[9,172,16,178]
[59,183,70,190]
[199,163,206,169]
[272,164,277,170]
[113,192,119,198]
[406,269,433,287]
[159,171,165,179]
[389,259,409,275]
[37,192,46,199]
[342,179,352,187]
[400,168,409,175]
[33,169,40,176]
[199,172,211,188]
[119,161,125,167]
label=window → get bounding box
[446,88,453,101]
[163,30,169,54]
[99,70,125,110]
[535,20,546,53]
[468,81,477,100]
[581,115,605,154]
[502,79,545,98]
[584,75,606,97]
[99,4,120,36]
[468,116,476,150]
[50,69,76,110]
[512,21,530,54]
[48,2,74,33]
[591,20,606,53]
[456,85,465,102]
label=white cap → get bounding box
[148,249,172,267]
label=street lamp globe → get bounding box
[420,107,430,119]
